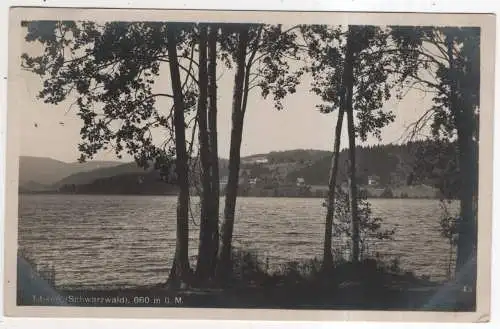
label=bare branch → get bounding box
[158,58,199,84]
[187,115,198,158]
[401,108,435,142]
[181,43,196,90]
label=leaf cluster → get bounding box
[21,21,199,171]
[301,25,397,141]
[330,189,395,258]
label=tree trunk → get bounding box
[323,106,345,270]
[455,117,476,287]
[195,24,216,281]
[447,38,477,288]
[217,26,249,280]
[207,24,220,277]
[166,25,191,286]
[344,30,360,263]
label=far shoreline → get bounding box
[18,191,456,201]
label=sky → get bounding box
[15,25,435,163]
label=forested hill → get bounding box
[19,140,456,196]
[238,140,455,190]
[285,143,421,187]
[19,156,121,186]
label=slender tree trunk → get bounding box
[323,106,345,270]
[455,118,476,287]
[344,29,360,263]
[454,111,477,286]
[217,26,249,280]
[207,24,220,277]
[166,25,191,286]
[195,24,216,281]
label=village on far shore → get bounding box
[19,143,443,199]
[219,155,440,199]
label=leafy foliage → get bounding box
[300,25,398,140]
[438,200,459,245]
[328,189,395,260]
[410,139,460,199]
[21,21,308,176]
[390,25,480,208]
[21,21,199,175]
[390,26,480,140]
[218,24,306,111]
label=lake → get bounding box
[18,194,459,288]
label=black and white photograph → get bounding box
[3,8,494,321]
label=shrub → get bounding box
[229,248,268,285]
[438,200,459,280]
[329,189,395,261]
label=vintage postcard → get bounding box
[3,7,495,322]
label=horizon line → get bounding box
[19,139,425,164]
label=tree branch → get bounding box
[158,58,199,84]
[241,26,263,115]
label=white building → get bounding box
[242,156,269,165]
[254,157,269,164]
[296,177,306,187]
[368,176,380,186]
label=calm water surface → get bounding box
[18,194,458,288]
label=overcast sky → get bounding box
[16,26,435,163]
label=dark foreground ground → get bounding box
[51,283,474,311]
[17,256,475,311]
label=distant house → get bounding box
[296,177,306,187]
[254,157,269,164]
[368,175,380,186]
[242,156,269,165]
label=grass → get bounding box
[17,247,475,311]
